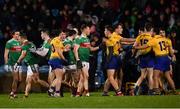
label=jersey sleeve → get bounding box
[5,42,11,49]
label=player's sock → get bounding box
[115,89,123,96]
[60,87,64,97]
[76,92,81,97]
[102,91,109,96]
[134,86,139,95]
[84,89,89,96]
[148,89,154,95]
[47,86,55,96]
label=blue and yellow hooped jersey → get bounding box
[50,37,64,59]
[135,33,152,55]
[106,32,122,55]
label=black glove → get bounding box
[76,59,83,69]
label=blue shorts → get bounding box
[48,58,63,70]
[154,56,170,72]
[106,55,121,70]
[139,53,154,68]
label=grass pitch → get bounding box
[0,92,179,108]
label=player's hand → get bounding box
[29,48,36,54]
[76,59,83,69]
[172,55,176,62]
[14,62,20,72]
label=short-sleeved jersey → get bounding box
[5,38,21,65]
[75,34,90,62]
[147,35,169,56]
[63,38,76,64]
[50,37,64,59]
[106,32,122,55]
[135,33,152,54]
[42,39,51,59]
[22,41,39,65]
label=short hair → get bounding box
[113,22,123,31]
[41,28,50,35]
[20,32,27,39]
[68,29,77,36]
[144,23,153,32]
[105,25,114,33]
[11,30,19,36]
[80,24,89,32]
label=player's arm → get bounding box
[121,37,135,43]
[35,47,49,57]
[56,46,66,61]
[73,44,80,61]
[4,48,9,64]
[168,45,176,62]
[17,50,27,63]
[134,44,149,50]
[89,46,99,51]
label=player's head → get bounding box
[67,29,77,39]
[41,28,50,40]
[159,27,166,37]
[19,32,27,43]
[81,24,90,36]
[113,23,123,35]
[58,29,67,41]
[144,23,154,34]
[104,25,113,37]
[138,27,144,35]
[11,30,20,40]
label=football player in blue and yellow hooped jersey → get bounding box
[135,28,176,94]
[102,24,135,96]
[47,30,67,97]
[157,29,176,94]
[133,23,154,95]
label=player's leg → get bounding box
[153,69,161,95]
[81,62,89,96]
[10,66,19,98]
[102,79,110,96]
[147,68,154,95]
[107,69,122,96]
[48,66,55,85]
[76,71,84,96]
[164,71,176,93]
[70,66,79,96]
[31,64,49,88]
[53,68,64,97]
[134,68,147,95]
[24,76,33,97]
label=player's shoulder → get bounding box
[7,38,16,44]
[51,37,60,44]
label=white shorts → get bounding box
[4,65,22,73]
[66,64,76,70]
[82,62,89,70]
[27,64,39,76]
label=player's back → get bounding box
[50,37,64,59]
[135,33,152,55]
